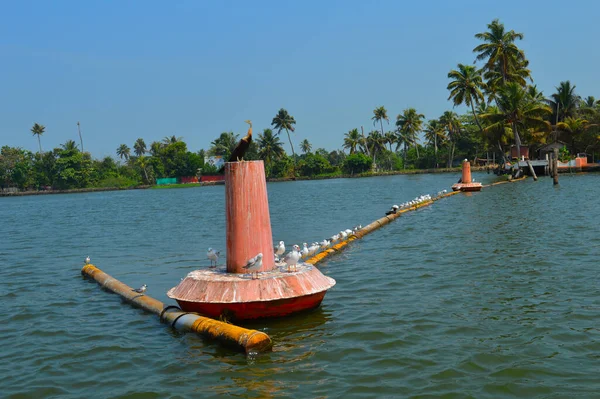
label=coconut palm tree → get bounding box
[133,138,147,157]
[257,128,285,175]
[424,119,446,168]
[473,19,529,90]
[384,131,397,152]
[396,108,425,159]
[61,140,79,152]
[30,123,45,154]
[447,64,486,133]
[163,135,183,145]
[343,128,361,154]
[366,130,386,167]
[116,144,131,160]
[556,117,596,154]
[300,139,312,154]
[546,81,580,124]
[371,106,389,139]
[76,121,84,152]
[209,132,238,159]
[271,108,297,170]
[481,82,552,165]
[439,111,462,167]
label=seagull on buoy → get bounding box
[339,230,348,239]
[320,239,330,249]
[132,284,147,294]
[207,248,220,268]
[274,241,285,261]
[85,256,91,265]
[308,242,320,253]
[283,245,301,272]
[243,253,263,279]
[386,205,399,215]
[301,243,309,256]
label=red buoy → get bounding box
[452,160,482,192]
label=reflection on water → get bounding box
[2,173,600,397]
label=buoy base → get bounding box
[167,263,336,321]
[452,182,483,192]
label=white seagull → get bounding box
[301,243,309,256]
[243,253,263,279]
[207,248,220,268]
[132,284,147,294]
[85,256,91,265]
[320,239,330,249]
[283,245,301,272]
[274,241,285,261]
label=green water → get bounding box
[1,172,599,398]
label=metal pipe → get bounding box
[81,264,272,354]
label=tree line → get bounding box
[3,19,600,190]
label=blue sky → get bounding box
[1,0,599,158]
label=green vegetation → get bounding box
[3,19,600,192]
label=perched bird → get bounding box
[386,205,399,215]
[84,256,91,265]
[207,248,220,268]
[330,233,340,242]
[274,241,285,261]
[132,284,147,294]
[243,253,263,279]
[229,120,253,162]
[283,245,301,272]
[308,242,320,253]
[340,230,348,239]
[320,239,330,249]
[301,243,309,256]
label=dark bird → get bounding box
[229,120,253,162]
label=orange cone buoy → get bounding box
[452,160,482,192]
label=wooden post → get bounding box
[553,148,559,185]
[526,160,538,181]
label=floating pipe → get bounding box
[81,264,272,354]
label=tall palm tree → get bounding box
[271,108,297,170]
[343,128,362,154]
[209,132,238,159]
[371,106,389,139]
[162,135,183,145]
[384,131,396,151]
[447,64,486,133]
[439,111,462,167]
[556,117,596,154]
[424,119,446,168]
[300,139,312,154]
[30,123,45,154]
[149,141,162,156]
[396,108,425,159]
[257,128,285,175]
[473,19,529,93]
[116,144,131,160]
[481,82,552,164]
[546,81,580,124]
[77,121,84,152]
[366,130,386,166]
[133,138,147,157]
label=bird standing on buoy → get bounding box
[84,256,91,265]
[207,248,220,268]
[243,253,263,279]
[274,241,285,262]
[229,120,253,162]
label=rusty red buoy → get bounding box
[167,160,335,320]
[452,159,482,192]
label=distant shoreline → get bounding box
[3,165,591,197]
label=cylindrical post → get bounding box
[225,161,275,273]
[461,160,472,183]
[553,148,559,185]
[527,160,538,181]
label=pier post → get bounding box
[526,160,538,181]
[225,161,274,273]
[553,148,559,185]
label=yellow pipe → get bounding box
[81,264,272,354]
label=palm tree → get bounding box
[439,111,462,167]
[396,108,425,159]
[473,19,530,93]
[133,138,147,157]
[556,117,596,154]
[546,81,580,124]
[162,135,183,145]
[209,132,238,159]
[366,130,386,167]
[384,131,396,151]
[343,128,362,154]
[149,141,162,156]
[481,82,552,165]
[424,119,446,168]
[76,121,84,152]
[271,108,297,170]
[61,140,79,152]
[447,64,486,133]
[257,128,285,175]
[30,123,45,154]
[371,106,389,139]
[116,144,131,160]
[300,139,312,154]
